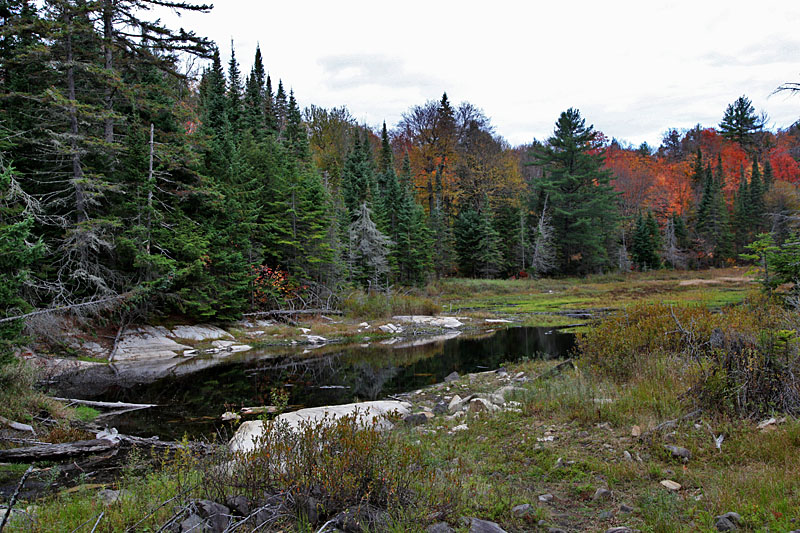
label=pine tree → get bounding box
[264,75,278,135]
[696,161,733,264]
[763,158,774,189]
[733,166,751,251]
[274,80,288,135]
[531,108,620,274]
[631,211,661,270]
[719,95,764,147]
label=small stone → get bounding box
[606,528,638,533]
[660,479,681,491]
[538,493,554,502]
[226,495,249,516]
[599,511,614,520]
[448,395,463,412]
[664,445,691,460]
[433,401,448,415]
[511,503,532,517]
[714,517,736,531]
[469,398,495,413]
[714,512,742,529]
[97,489,122,505]
[548,529,567,533]
[619,504,634,514]
[622,450,633,461]
[469,518,507,532]
[404,413,429,426]
[631,425,641,437]
[451,424,468,432]
[445,371,460,382]
[593,488,613,501]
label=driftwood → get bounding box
[240,406,279,416]
[0,416,34,434]
[49,397,157,410]
[0,439,119,463]
[0,465,33,532]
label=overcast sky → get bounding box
[156,0,800,148]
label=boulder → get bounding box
[403,413,429,427]
[392,315,464,329]
[468,398,496,413]
[195,499,230,532]
[427,523,455,533]
[444,371,460,382]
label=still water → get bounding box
[53,326,575,440]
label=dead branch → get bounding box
[0,465,33,532]
[49,397,157,409]
[0,439,119,463]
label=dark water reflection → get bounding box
[55,326,575,440]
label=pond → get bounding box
[51,326,576,440]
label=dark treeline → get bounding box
[2,1,800,352]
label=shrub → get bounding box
[199,411,432,528]
[342,290,439,319]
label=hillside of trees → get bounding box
[2,1,800,354]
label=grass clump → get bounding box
[341,290,440,319]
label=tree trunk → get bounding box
[0,439,119,463]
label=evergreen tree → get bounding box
[719,95,764,147]
[284,90,309,161]
[341,130,376,216]
[349,202,392,290]
[227,41,243,128]
[696,161,733,264]
[631,211,661,270]
[243,45,266,134]
[733,166,751,251]
[749,156,765,231]
[531,108,620,274]
[264,75,278,134]
[0,164,43,364]
[274,80,288,135]
[763,158,774,189]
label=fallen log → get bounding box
[0,439,119,463]
[49,397,157,410]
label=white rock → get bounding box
[468,398,495,413]
[358,322,369,328]
[170,325,233,341]
[229,400,410,453]
[392,315,464,329]
[485,319,512,323]
[299,328,311,334]
[660,480,681,491]
[451,424,468,432]
[301,334,327,344]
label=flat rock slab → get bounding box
[171,325,233,341]
[393,315,464,328]
[114,326,190,360]
[229,400,411,453]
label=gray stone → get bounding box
[593,487,613,501]
[664,445,691,460]
[606,528,638,533]
[538,493,554,502]
[548,529,567,533]
[599,511,614,519]
[433,401,448,415]
[715,517,736,531]
[226,495,249,516]
[195,499,230,532]
[403,413,429,426]
[427,523,455,533]
[511,503,532,517]
[716,512,741,525]
[445,371,460,382]
[469,518,507,533]
[179,514,205,532]
[619,504,634,514]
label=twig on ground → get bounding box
[0,465,33,532]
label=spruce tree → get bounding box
[531,108,620,274]
[749,156,765,232]
[227,41,243,129]
[243,46,266,134]
[733,167,751,251]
